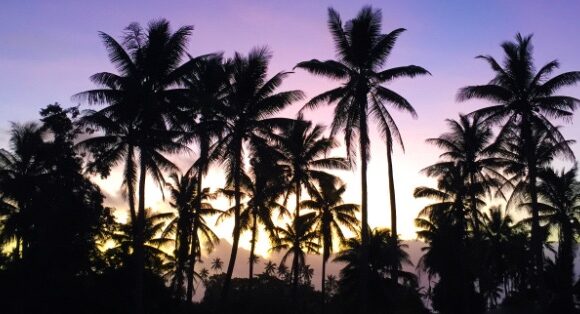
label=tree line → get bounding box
[0,5,579,314]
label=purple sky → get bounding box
[1,0,580,243]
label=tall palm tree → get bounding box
[295,7,429,304]
[75,20,197,313]
[212,47,303,300]
[457,33,580,280]
[300,178,358,307]
[182,55,230,281]
[535,166,580,311]
[271,116,349,289]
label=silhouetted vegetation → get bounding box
[1,5,579,314]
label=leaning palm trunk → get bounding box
[386,142,399,284]
[221,146,243,302]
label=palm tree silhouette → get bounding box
[301,264,314,285]
[0,123,47,260]
[424,114,502,237]
[480,206,519,305]
[534,166,579,312]
[244,147,287,280]
[277,263,290,281]
[334,228,415,311]
[300,177,358,308]
[106,209,174,273]
[164,170,220,300]
[414,165,480,313]
[263,261,277,276]
[271,212,320,289]
[211,257,223,273]
[75,20,196,312]
[182,55,230,290]
[211,47,303,301]
[271,115,348,291]
[457,33,580,282]
[295,7,429,303]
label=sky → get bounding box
[1,0,580,259]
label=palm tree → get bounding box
[424,114,502,237]
[457,33,580,280]
[164,170,194,297]
[271,116,349,289]
[211,47,304,300]
[301,264,314,285]
[182,55,230,285]
[164,170,220,300]
[246,148,288,280]
[264,261,277,276]
[211,257,223,273]
[75,20,196,312]
[277,263,290,281]
[535,166,580,311]
[0,123,47,259]
[271,212,320,288]
[300,178,358,307]
[480,206,520,305]
[334,228,416,312]
[414,166,482,313]
[106,209,174,273]
[218,141,289,280]
[295,7,429,304]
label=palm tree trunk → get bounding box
[359,103,370,314]
[321,254,327,314]
[221,144,242,302]
[249,209,258,280]
[186,221,198,302]
[558,221,574,312]
[174,217,189,298]
[292,181,301,299]
[185,168,204,301]
[127,145,137,223]
[386,145,399,284]
[134,154,147,314]
[469,172,480,237]
[522,118,542,287]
